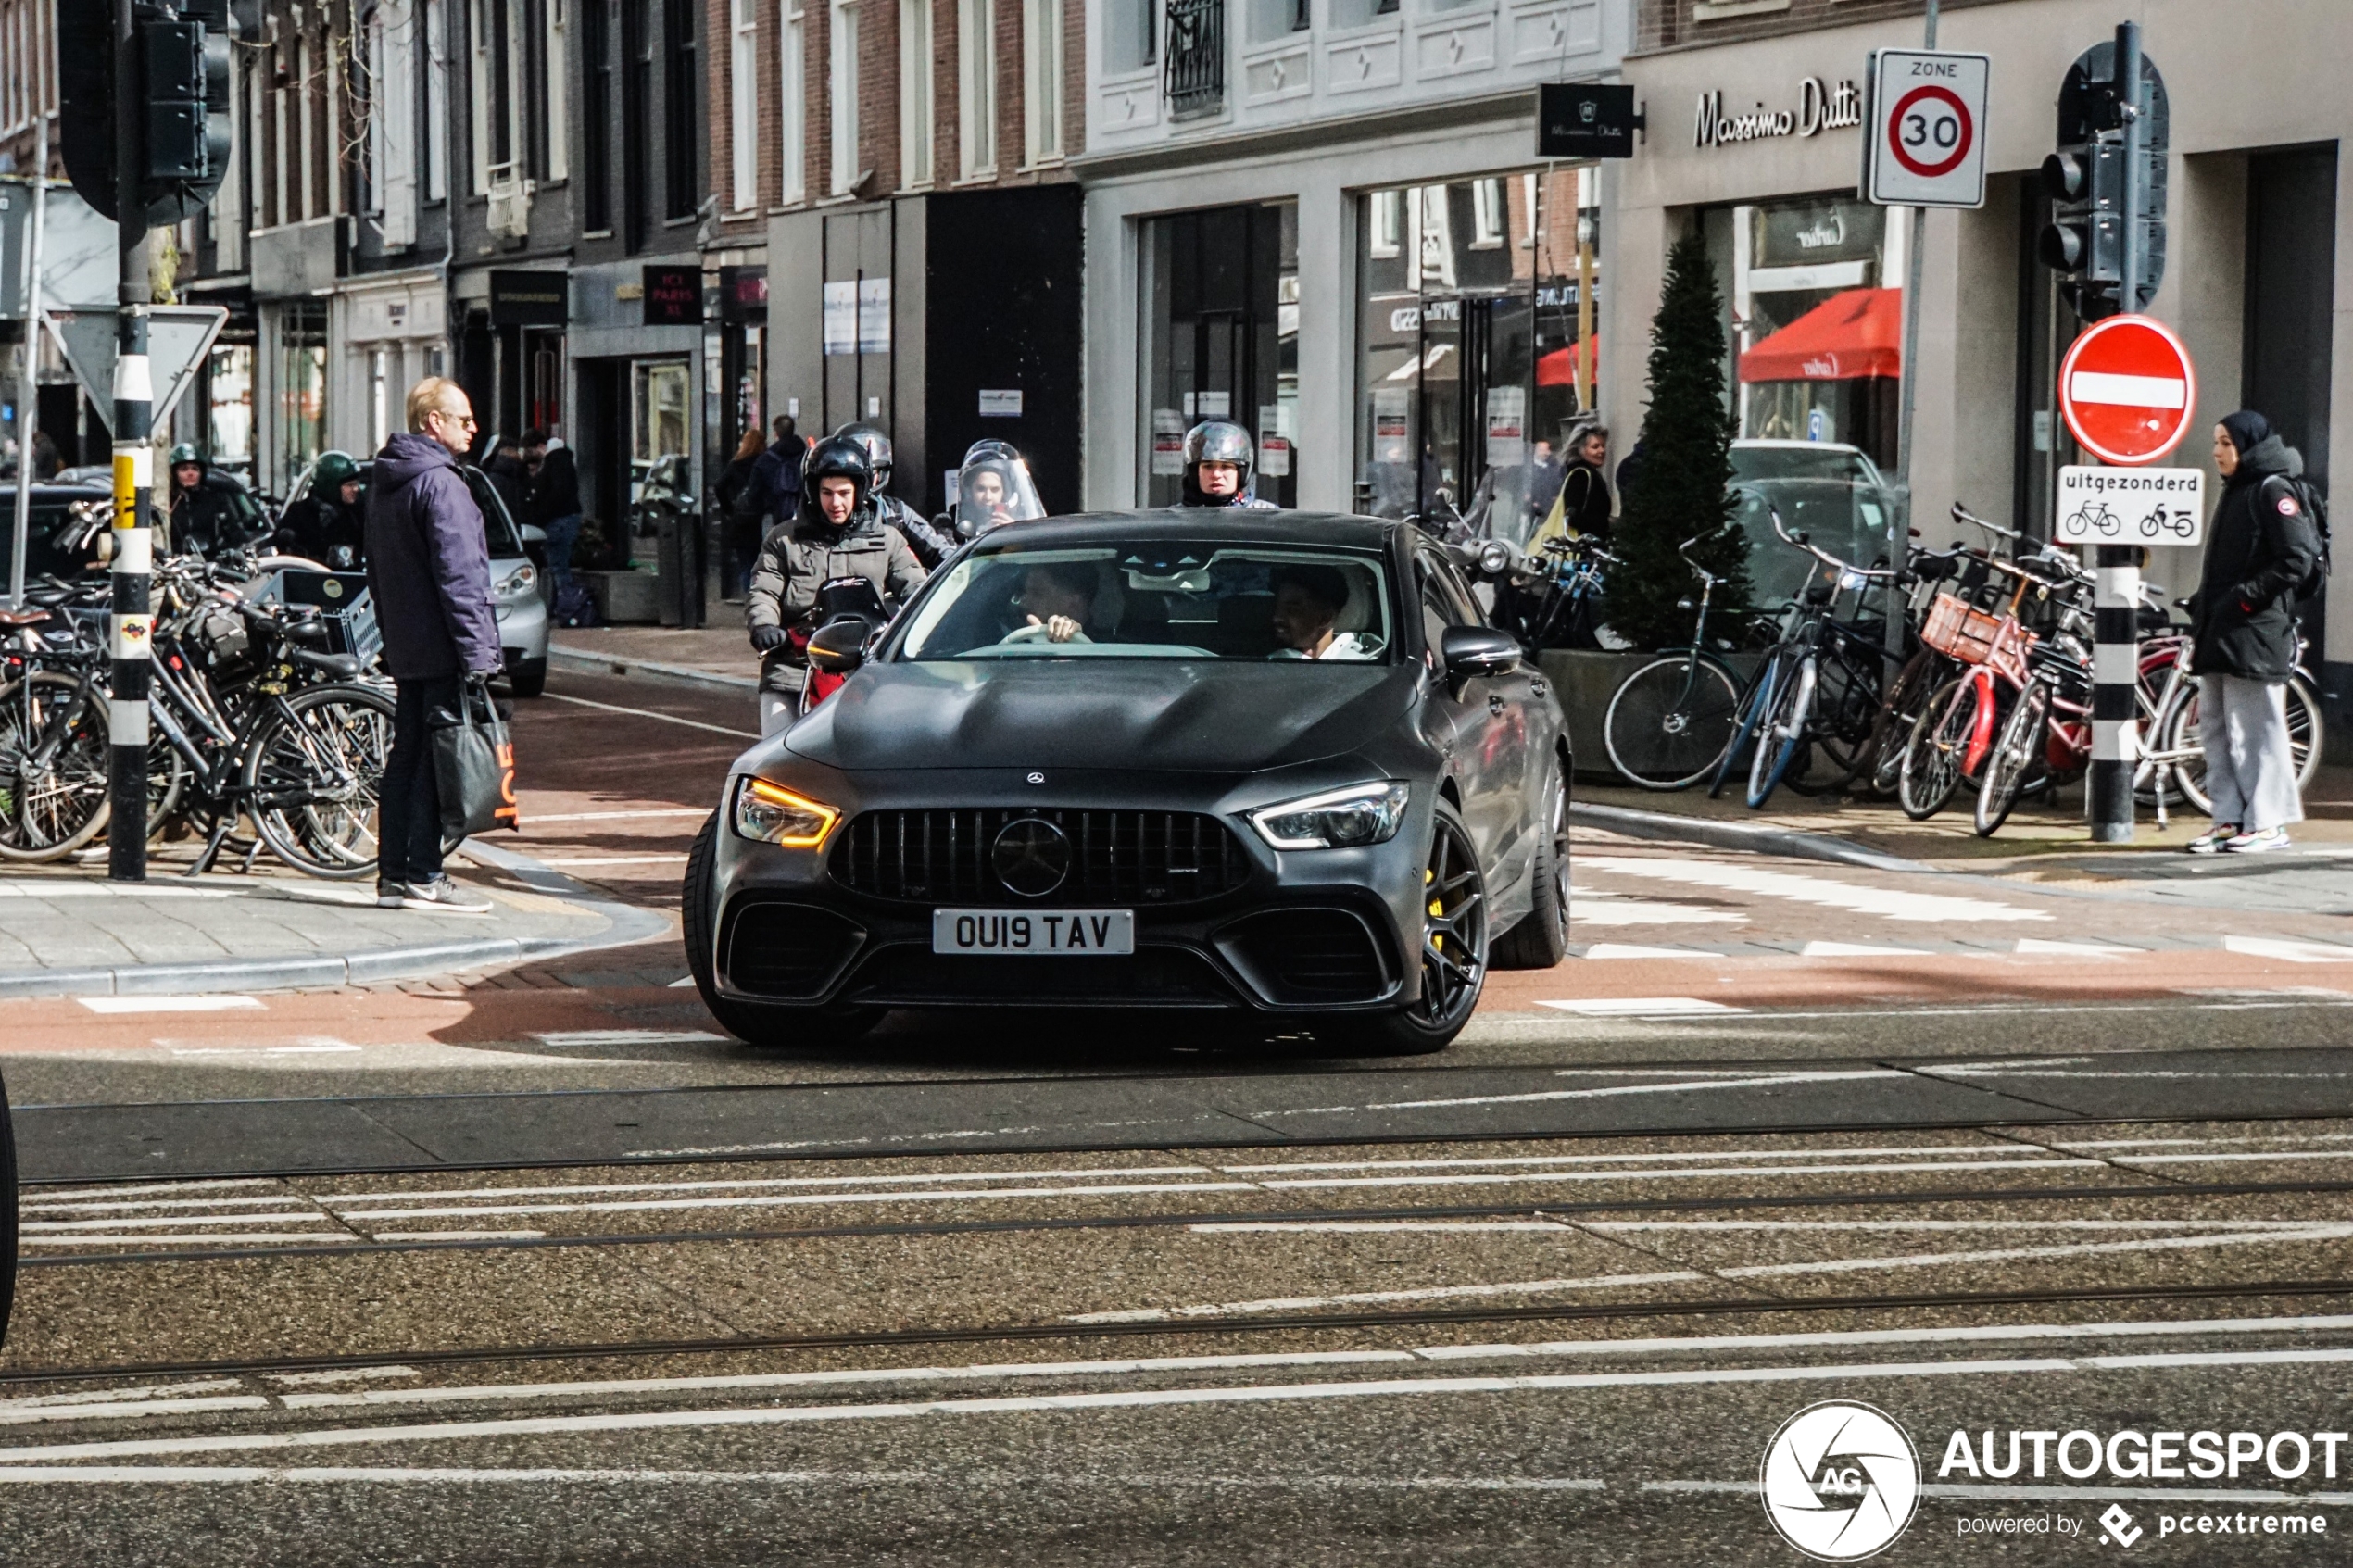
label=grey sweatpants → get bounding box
[2199,674,2304,833]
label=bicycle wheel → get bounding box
[1867,649,1944,798]
[1603,653,1741,790]
[1898,677,1980,822]
[1974,680,2051,836]
[1807,641,1885,794]
[1747,655,1815,809]
[1708,656,1781,799]
[2290,673,2325,791]
[245,684,396,879]
[0,671,112,862]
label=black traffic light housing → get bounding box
[57,0,234,228]
[2038,38,2168,321]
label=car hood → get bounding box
[784,659,1420,773]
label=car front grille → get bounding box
[830,808,1252,905]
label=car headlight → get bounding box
[1248,781,1410,850]
[732,777,840,848]
[497,562,537,595]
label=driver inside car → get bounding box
[1269,565,1378,661]
[1003,561,1099,645]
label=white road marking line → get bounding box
[1219,1143,2037,1174]
[19,1234,359,1248]
[1247,1158,2101,1192]
[1586,1219,2334,1234]
[166,1045,360,1058]
[325,1164,1216,1206]
[533,856,692,868]
[1799,941,1933,958]
[1067,1271,1709,1323]
[2224,935,2353,962]
[0,1381,249,1412]
[1260,1068,1908,1115]
[1537,997,1747,1017]
[365,1231,550,1242]
[19,1213,332,1234]
[2016,938,2138,957]
[529,1029,728,1047]
[519,809,713,822]
[264,1369,422,1388]
[1576,944,1724,960]
[0,1398,270,1428]
[34,1349,2353,1465]
[328,1181,1260,1223]
[75,996,262,1014]
[1714,1225,2353,1280]
[2120,1149,2353,1167]
[1417,1313,2353,1362]
[19,1195,309,1215]
[538,692,760,739]
[1653,1480,2353,1505]
[2054,1132,2353,1150]
[666,976,698,987]
[1567,897,1743,927]
[17,1179,282,1203]
[0,1466,1608,1489]
[1577,855,2053,923]
[1190,1222,1577,1235]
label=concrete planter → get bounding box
[1537,647,1764,784]
[583,569,659,625]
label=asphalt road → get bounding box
[5,660,2353,1564]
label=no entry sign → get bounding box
[1865,50,1992,209]
[2058,314,2198,466]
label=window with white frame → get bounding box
[1469,177,1504,250]
[898,0,932,187]
[828,0,858,195]
[545,0,569,180]
[731,0,758,208]
[424,0,447,200]
[468,0,492,191]
[1021,0,1059,165]
[363,9,386,214]
[380,0,420,245]
[1368,189,1400,258]
[956,0,993,179]
[780,0,806,202]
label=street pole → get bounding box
[108,0,151,882]
[2088,20,2145,845]
[1891,0,1936,636]
[8,105,48,608]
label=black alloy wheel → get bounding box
[1330,801,1488,1056]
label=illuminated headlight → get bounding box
[497,562,537,595]
[1249,782,1410,850]
[732,777,840,847]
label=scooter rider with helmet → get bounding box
[834,420,955,568]
[276,450,368,568]
[746,435,927,735]
[1178,420,1277,508]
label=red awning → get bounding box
[1738,288,1902,383]
[1536,338,1599,386]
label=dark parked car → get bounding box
[684,510,1573,1056]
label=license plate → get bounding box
[931,909,1135,956]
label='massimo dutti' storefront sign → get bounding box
[1694,78,1865,147]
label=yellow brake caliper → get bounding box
[1427,865,1442,950]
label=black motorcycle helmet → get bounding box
[1179,420,1254,506]
[801,435,875,525]
[834,421,895,494]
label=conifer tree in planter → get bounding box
[1602,232,1750,651]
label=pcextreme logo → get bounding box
[1760,1400,1922,1561]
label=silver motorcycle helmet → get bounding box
[834,422,896,494]
[952,440,1047,539]
[1179,420,1254,506]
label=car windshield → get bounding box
[1728,448,1895,608]
[1728,445,1882,486]
[897,541,1394,662]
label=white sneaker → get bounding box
[2223,827,2293,854]
[396,875,495,912]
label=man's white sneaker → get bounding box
[2187,826,2239,855]
[396,876,494,912]
[2223,827,2292,854]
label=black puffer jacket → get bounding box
[2190,433,2322,682]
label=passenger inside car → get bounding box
[1268,564,1380,661]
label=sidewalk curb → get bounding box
[548,642,760,691]
[1569,800,1938,876]
[0,843,674,1000]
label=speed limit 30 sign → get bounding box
[1864,50,1992,209]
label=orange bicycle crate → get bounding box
[1919,591,2030,667]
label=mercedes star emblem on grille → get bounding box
[1026,771,1047,784]
[992,817,1071,897]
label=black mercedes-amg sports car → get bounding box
[683,510,1571,1054]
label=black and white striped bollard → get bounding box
[2087,543,2139,843]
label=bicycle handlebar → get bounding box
[1768,508,1895,580]
[1951,503,2023,542]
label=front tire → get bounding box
[1898,677,1978,822]
[681,810,882,1048]
[1492,764,1568,970]
[1974,680,2049,836]
[1328,800,1488,1056]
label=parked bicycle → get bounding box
[1603,536,1742,789]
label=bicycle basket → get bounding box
[1920,592,2011,666]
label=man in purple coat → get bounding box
[365,378,502,911]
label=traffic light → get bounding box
[57,1,235,229]
[2038,38,2168,321]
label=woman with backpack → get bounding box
[2186,409,2323,854]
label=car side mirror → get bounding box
[805,620,867,675]
[520,523,547,546]
[1441,625,1521,682]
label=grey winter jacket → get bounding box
[364,432,503,680]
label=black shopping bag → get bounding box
[430,679,520,843]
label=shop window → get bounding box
[780,1,806,203]
[1136,202,1300,508]
[631,358,693,551]
[1353,168,1593,544]
[206,345,255,470]
[276,302,328,493]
